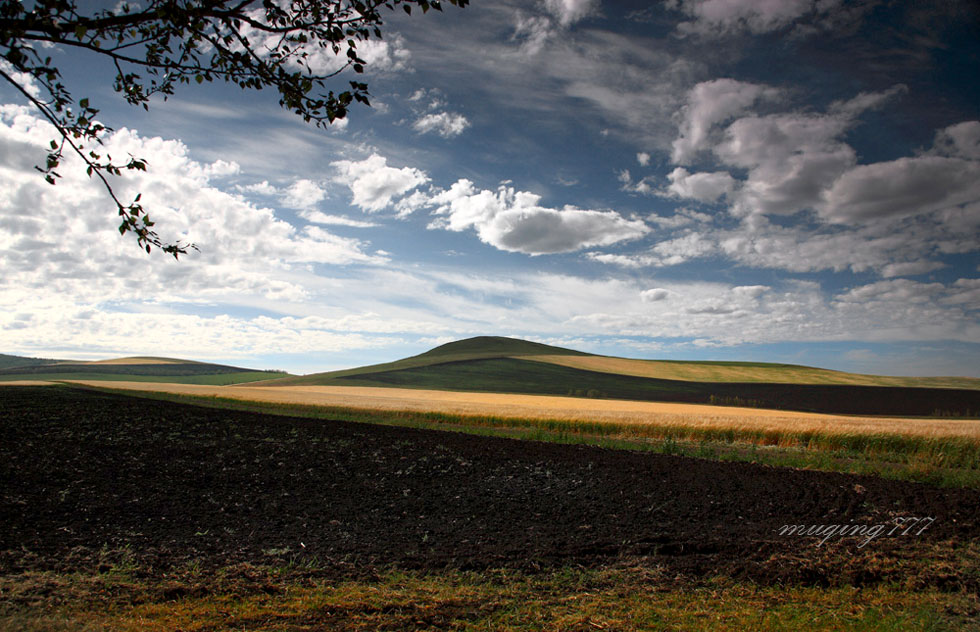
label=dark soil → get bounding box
[1,386,978,587]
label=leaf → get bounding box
[195,74,204,84]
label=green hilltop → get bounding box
[263,336,980,417]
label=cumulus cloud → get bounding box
[641,288,670,302]
[671,79,781,164]
[630,81,980,278]
[650,231,717,265]
[331,153,429,213]
[0,105,385,313]
[821,156,980,224]
[413,111,471,137]
[428,179,649,255]
[669,82,908,220]
[933,121,980,160]
[281,178,327,209]
[637,152,651,166]
[664,167,735,203]
[239,180,279,196]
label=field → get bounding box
[2,385,980,630]
[265,337,980,417]
[57,380,980,440]
[527,354,980,391]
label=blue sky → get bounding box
[1,0,979,376]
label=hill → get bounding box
[0,353,61,370]
[264,336,980,416]
[270,336,586,385]
[0,356,289,386]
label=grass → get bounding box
[2,564,978,631]
[65,383,980,489]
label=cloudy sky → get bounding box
[2,0,979,376]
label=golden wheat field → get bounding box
[47,380,980,440]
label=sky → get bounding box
[1,0,979,376]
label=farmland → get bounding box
[265,337,980,417]
[3,337,980,629]
[2,385,979,630]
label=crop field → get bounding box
[527,354,980,391]
[60,380,980,440]
[2,385,979,630]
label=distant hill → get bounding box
[0,356,289,386]
[269,336,586,385]
[0,353,61,370]
[263,336,980,416]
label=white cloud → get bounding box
[0,104,384,311]
[934,121,980,160]
[828,84,908,119]
[648,207,714,229]
[715,112,856,218]
[512,14,554,55]
[543,0,600,27]
[513,0,600,55]
[241,15,412,77]
[0,60,41,99]
[641,288,670,302]
[239,181,279,196]
[820,156,980,224]
[650,231,717,265]
[428,179,650,255]
[671,0,843,35]
[664,167,735,203]
[299,211,378,228]
[625,82,980,278]
[637,152,651,166]
[732,285,769,299]
[880,260,946,278]
[413,111,471,138]
[331,153,429,213]
[281,178,327,209]
[671,79,780,164]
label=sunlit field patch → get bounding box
[67,381,980,440]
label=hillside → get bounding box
[0,353,61,370]
[0,356,288,386]
[268,336,586,385]
[264,336,980,416]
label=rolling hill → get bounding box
[0,355,289,386]
[0,353,62,370]
[264,336,980,416]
